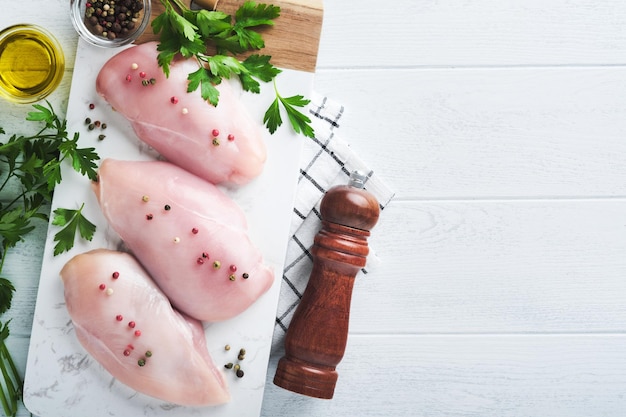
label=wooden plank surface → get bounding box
[313,67,626,199]
[317,0,626,68]
[350,200,626,334]
[138,0,323,72]
[262,335,626,417]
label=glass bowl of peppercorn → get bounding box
[70,0,152,47]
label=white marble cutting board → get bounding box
[23,38,310,417]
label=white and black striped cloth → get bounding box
[273,94,395,344]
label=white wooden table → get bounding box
[2,1,626,416]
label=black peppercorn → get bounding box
[85,0,144,40]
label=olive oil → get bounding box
[0,25,64,103]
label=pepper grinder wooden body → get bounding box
[273,171,380,399]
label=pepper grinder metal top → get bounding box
[273,170,380,399]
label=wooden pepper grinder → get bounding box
[273,170,380,399]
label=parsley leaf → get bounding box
[234,2,280,50]
[187,67,221,105]
[51,204,96,256]
[0,280,14,316]
[0,207,37,249]
[263,96,283,134]
[264,83,314,138]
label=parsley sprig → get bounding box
[51,204,96,256]
[152,0,315,138]
[0,102,100,416]
[0,102,99,259]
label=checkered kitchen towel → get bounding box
[273,93,395,342]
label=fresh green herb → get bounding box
[0,101,99,258]
[264,81,314,137]
[0,321,20,417]
[51,204,96,256]
[0,102,100,416]
[152,0,315,138]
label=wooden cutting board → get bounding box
[140,0,323,72]
[24,1,323,416]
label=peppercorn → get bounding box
[84,0,144,40]
[236,369,244,378]
[98,134,106,141]
[224,363,233,369]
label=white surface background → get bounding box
[1,1,626,416]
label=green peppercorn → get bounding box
[224,363,233,369]
[98,134,106,141]
[138,359,146,367]
[145,351,152,358]
[85,117,91,125]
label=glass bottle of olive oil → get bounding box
[0,25,64,104]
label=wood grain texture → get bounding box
[313,67,626,199]
[264,335,626,417]
[138,0,323,72]
[317,0,626,68]
[349,201,626,334]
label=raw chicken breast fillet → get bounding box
[61,249,230,406]
[92,158,275,322]
[96,41,266,186]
